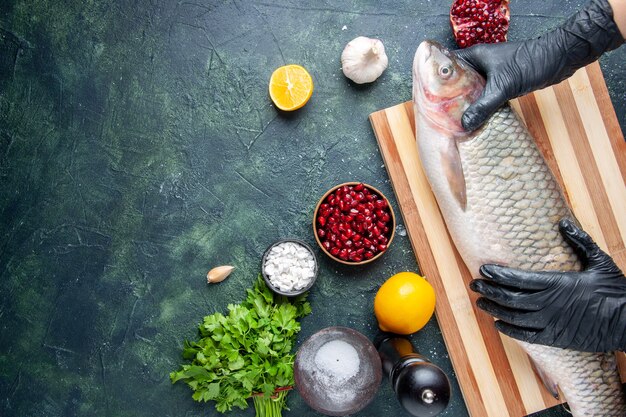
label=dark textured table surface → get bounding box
[1,1,625,416]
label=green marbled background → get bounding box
[1,1,624,416]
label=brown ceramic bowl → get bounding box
[313,182,396,265]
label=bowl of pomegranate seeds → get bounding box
[313,182,395,265]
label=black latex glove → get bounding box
[454,0,624,131]
[470,218,626,353]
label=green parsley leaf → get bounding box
[171,276,311,416]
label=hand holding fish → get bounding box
[471,218,626,353]
[454,0,625,132]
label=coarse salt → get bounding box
[264,241,315,292]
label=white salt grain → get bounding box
[264,241,315,292]
[314,340,360,382]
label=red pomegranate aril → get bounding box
[451,0,510,48]
[319,183,393,262]
[378,244,387,252]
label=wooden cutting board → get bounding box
[369,62,626,417]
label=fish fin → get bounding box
[529,357,560,399]
[441,139,467,211]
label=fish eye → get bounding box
[439,65,453,79]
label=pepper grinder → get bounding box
[377,335,451,417]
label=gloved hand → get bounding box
[470,218,626,353]
[454,0,625,131]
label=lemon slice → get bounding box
[269,64,314,111]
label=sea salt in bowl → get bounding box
[261,239,318,297]
[294,326,382,416]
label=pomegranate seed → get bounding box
[331,247,340,256]
[381,213,391,223]
[364,251,374,259]
[354,240,363,248]
[329,233,337,242]
[378,244,387,252]
[356,192,365,201]
[336,240,343,249]
[350,208,359,216]
[331,224,339,234]
[372,226,381,237]
[363,188,370,195]
[375,199,387,209]
[323,241,331,250]
[344,215,353,222]
[353,234,362,242]
[318,229,326,238]
[376,220,386,229]
[356,214,366,222]
[318,217,326,227]
[353,255,363,262]
[363,238,373,246]
[356,248,365,255]
[354,183,364,191]
[339,249,349,260]
[340,234,349,241]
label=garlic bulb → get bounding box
[341,36,388,84]
[207,265,234,284]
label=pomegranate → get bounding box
[315,183,394,263]
[450,0,510,48]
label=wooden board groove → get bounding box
[369,62,626,417]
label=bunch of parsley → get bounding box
[170,276,312,416]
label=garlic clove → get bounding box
[207,265,235,284]
[341,36,389,84]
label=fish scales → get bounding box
[412,40,626,416]
[460,106,624,416]
[459,106,578,275]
